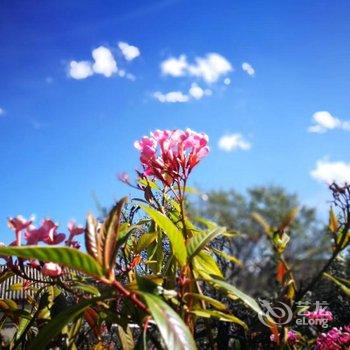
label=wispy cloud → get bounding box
[242,62,255,76]
[308,111,350,133]
[160,53,232,83]
[0,107,5,116]
[153,83,211,103]
[218,133,251,152]
[153,91,189,103]
[118,42,140,61]
[311,159,350,185]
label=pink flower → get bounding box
[25,219,65,245]
[134,129,209,186]
[287,330,298,344]
[8,215,33,245]
[67,221,84,237]
[42,262,62,277]
[316,326,350,350]
[305,309,333,322]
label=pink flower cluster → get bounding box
[134,129,209,186]
[305,309,334,322]
[316,326,350,350]
[6,215,85,277]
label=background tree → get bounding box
[190,185,330,297]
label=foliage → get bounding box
[0,129,349,349]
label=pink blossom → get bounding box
[8,215,33,245]
[25,219,65,245]
[305,309,333,321]
[287,330,298,344]
[316,326,350,350]
[42,262,62,277]
[134,129,209,186]
[67,221,84,237]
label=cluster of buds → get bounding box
[134,129,209,186]
[316,326,350,350]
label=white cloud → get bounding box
[311,159,350,185]
[218,133,251,152]
[153,83,211,103]
[153,91,189,103]
[308,111,350,133]
[161,55,188,77]
[188,53,232,83]
[0,107,5,116]
[92,46,118,77]
[118,41,140,61]
[242,62,255,76]
[69,60,94,79]
[160,53,232,83]
[188,83,211,100]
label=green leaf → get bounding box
[0,246,105,278]
[71,282,101,296]
[28,297,102,350]
[212,248,242,266]
[143,293,197,350]
[193,251,222,278]
[207,277,264,317]
[141,205,187,267]
[183,293,227,311]
[324,273,350,297]
[117,325,134,350]
[187,228,223,259]
[189,309,247,329]
[136,232,157,253]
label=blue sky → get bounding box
[1,0,350,242]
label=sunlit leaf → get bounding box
[207,277,264,317]
[0,246,105,278]
[329,207,339,233]
[183,293,226,311]
[85,213,100,261]
[117,325,134,350]
[141,205,187,267]
[324,273,350,297]
[278,207,299,232]
[193,251,222,278]
[212,248,242,266]
[187,228,223,259]
[143,293,197,350]
[189,309,247,329]
[136,232,157,253]
[102,197,127,273]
